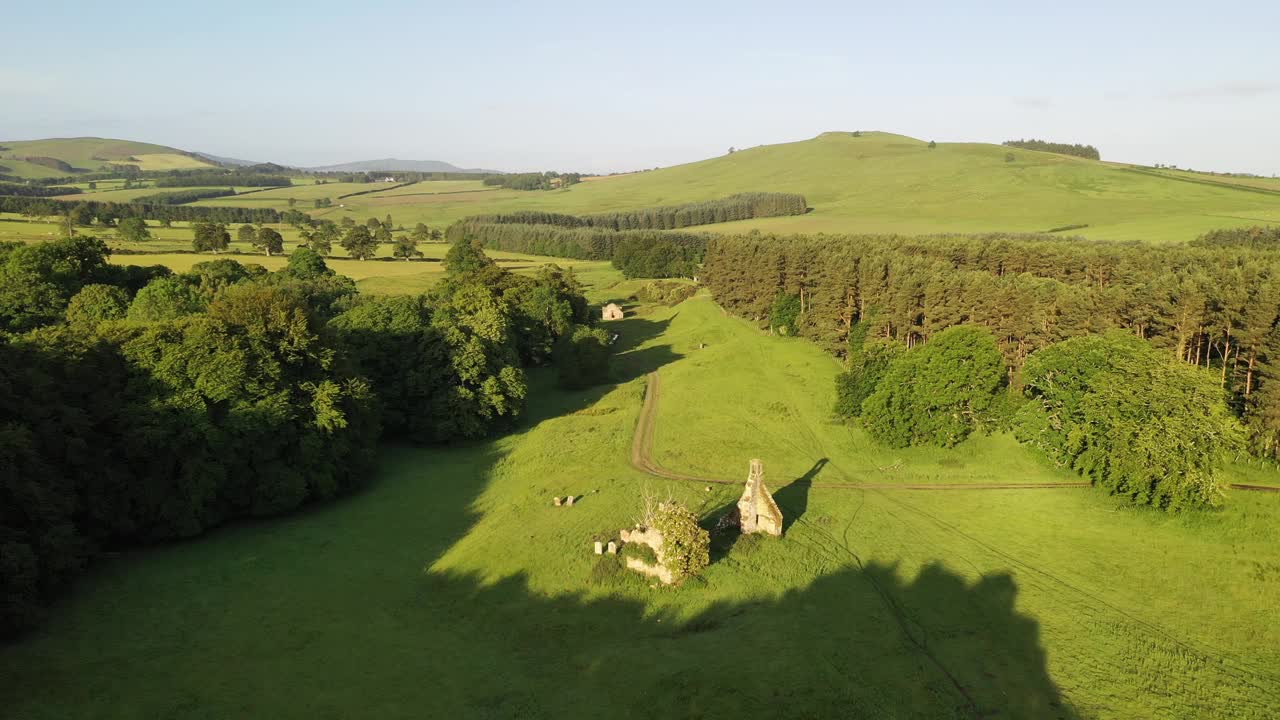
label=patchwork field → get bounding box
[10,132,1279,244]
[3,291,1277,719]
[0,137,215,178]
[170,131,1280,243]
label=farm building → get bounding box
[602,303,624,321]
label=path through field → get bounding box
[632,369,1280,493]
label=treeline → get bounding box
[466,192,808,231]
[449,221,703,260]
[130,188,237,205]
[0,196,282,225]
[1002,139,1101,160]
[1191,225,1280,250]
[0,182,81,197]
[155,172,291,188]
[483,172,583,191]
[0,235,605,637]
[700,231,1280,461]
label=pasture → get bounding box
[3,291,1277,719]
[0,137,214,178]
[174,132,1280,243]
[12,132,1280,243]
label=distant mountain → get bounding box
[195,152,276,168]
[306,158,500,174]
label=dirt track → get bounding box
[630,371,1280,493]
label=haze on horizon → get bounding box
[3,0,1278,175]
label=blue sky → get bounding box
[3,0,1278,174]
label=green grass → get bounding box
[107,250,618,297]
[47,186,263,203]
[3,292,1278,718]
[0,137,215,177]
[16,132,1279,243]
[186,131,1278,242]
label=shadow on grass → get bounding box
[610,314,683,383]
[6,351,1084,720]
[775,457,827,531]
[412,559,1081,719]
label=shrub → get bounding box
[651,502,710,582]
[632,281,697,306]
[771,293,801,335]
[862,326,1006,447]
[554,325,613,389]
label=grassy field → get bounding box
[193,181,400,205]
[3,291,1277,718]
[0,137,214,178]
[47,186,266,203]
[13,132,1279,243]
[108,250,616,296]
[174,132,1280,242]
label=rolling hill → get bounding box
[530,131,1280,242]
[0,137,216,178]
[187,131,1280,243]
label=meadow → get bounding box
[177,132,1280,242]
[0,137,214,178]
[11,132,1280,243]
[3,290,1277,719]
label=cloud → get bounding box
[1161,82,1276,100]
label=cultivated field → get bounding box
[0,137,214,178]
[16,132,1279,243]
[3,291,1277,718]
[157,132,1280,242]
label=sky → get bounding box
[3,0,1278,175]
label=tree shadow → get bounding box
[774,457,827,532]
[7,358,1085,720]
[402,558,1082,719]
[609,314,684,383]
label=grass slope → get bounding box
[0,137,215,177]
[3,293,1277,718]
[193,132,1280,242]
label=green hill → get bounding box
[0,137,215,178]
[269,131,1280,243]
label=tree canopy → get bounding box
[861,326,1006,447]
[1017,332,1242,509]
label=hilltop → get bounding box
[0,137,215,178]
[9,131,1280,242]
[534,131,1280,242]
[182,131,1279,243]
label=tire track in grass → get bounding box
[633,368,1280,713]
[631,371,1088,491]
[631,371,1276,493]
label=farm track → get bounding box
[631,371,1089,491]
[632,366,1280,712]
[631,371,1280,493]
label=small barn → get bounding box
[602,303,625,321]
